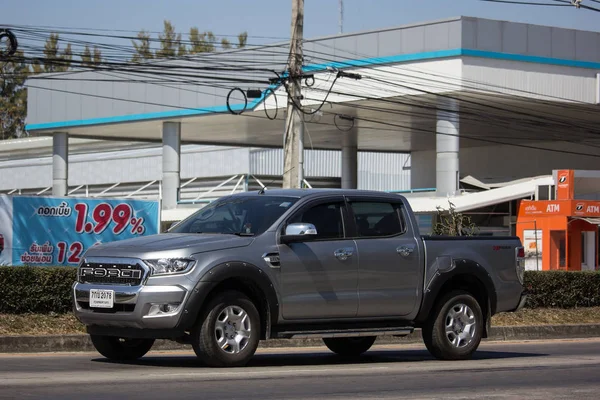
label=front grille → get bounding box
[78,262,145,286]
[77,301,136,313]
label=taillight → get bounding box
[515,246,525,285]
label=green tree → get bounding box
[32,33,72,73]
[221,38,232,50]
[433,201,478,236]
[131,21,249,60]
[237,32,248,48]
[131,30,154,62]
[189,27,216,53]
[0,50,29,139]
[81,45,103,67]
[156,20,186,59]
[93,46,102,64]
[81,45,93,66]
[177,41,187,57]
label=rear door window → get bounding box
[349,201,405,238]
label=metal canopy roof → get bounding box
[407,175,554,213]
[24,16,600,153]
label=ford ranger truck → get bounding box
[73,189,527,367]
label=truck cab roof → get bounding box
[232,188,405,201]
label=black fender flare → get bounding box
[415,258,497,336]
[176,261,279,338]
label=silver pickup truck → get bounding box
[73,189,527,367]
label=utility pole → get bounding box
[282,0,304,189]
[339,0,344,34]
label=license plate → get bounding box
[89,289,114,308]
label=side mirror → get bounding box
[281,223,318,244]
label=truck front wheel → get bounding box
[89,335,155,361]
[422,290,483,361]
[191,290,261,367]
[323,336,376,357]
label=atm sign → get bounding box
[573,202,600,216]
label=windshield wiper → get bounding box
[231,232,255,236]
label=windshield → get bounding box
[169,195,298,236]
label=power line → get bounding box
[478,0,571,6]
[0,23,289,41]
[23,82,600,160]
[12,25,600,156]
[478,0,600,11]
[12,41,600,143]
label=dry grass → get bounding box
[0,313,85,336]
[492,307,600,326]
[2,308,600,336]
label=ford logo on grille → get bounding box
[80,267,142,279]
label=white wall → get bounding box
[460,141,600,183]
[410,150,436,189]
[462,57,598,103]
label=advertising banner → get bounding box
[0,195,13,266]
[523,229,543,271]
[11,196,160,266]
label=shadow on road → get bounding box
[91,347,547,369]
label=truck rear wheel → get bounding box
[191,290,260,367]
[89,335,155,361]
[323,336,376,357]
[422,290,483,361]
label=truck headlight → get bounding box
[144,258,195,276]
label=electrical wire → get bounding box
[11,24,600,157]
[0,29,18,58]
[23,82,600,160]
[226,88,248,114]
[477,0,571,6]
[12,41,600,145]
[263,88,278,120]
[291,44,600,137]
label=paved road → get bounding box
[1,338,600,399]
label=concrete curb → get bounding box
[2,324,600,353]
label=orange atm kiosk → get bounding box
[516,170,599,271]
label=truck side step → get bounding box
[274,326,414,339]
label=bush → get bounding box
[524,271,600,308]
[0,266,77,313]
[0,267,599,314]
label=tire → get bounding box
[422,290,484,361]
[323,336,376,357]
[89,335,155,361]
[191,290,261,367]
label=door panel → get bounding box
[278,198,359,320]
[348,200,420,317]
[279,240,358,319]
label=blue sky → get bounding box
[3,0,597,47]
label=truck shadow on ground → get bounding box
[92,348,547,369]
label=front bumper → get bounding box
[73,282,189,330]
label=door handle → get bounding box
[397,245,415,257]
[334,247,354,261]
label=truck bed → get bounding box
[421,234,523,314]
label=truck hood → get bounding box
[84,233,254,259]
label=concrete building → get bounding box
[12,16,600,245]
